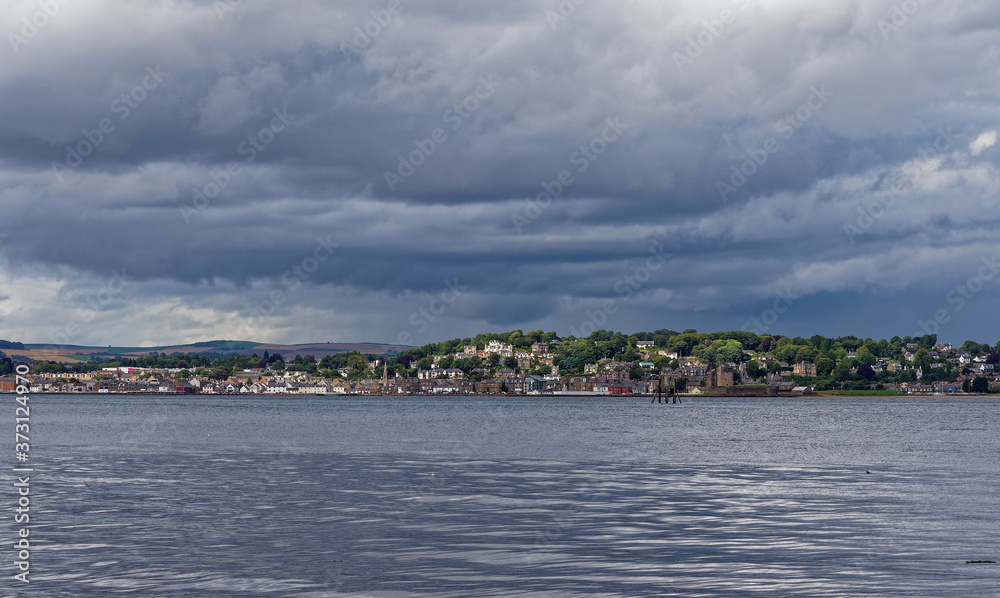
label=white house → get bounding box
[483,340,514,357]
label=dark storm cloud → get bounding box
[1,0,999,345]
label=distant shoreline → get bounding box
[4,392,993,398]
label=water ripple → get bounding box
[2,395,997,596]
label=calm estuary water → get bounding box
[2,394,999,596]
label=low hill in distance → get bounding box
[15,340,412,364]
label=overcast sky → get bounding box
[1,0,998,347]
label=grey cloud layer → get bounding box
[1,0,998,345]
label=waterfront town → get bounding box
[1,330,998,396]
